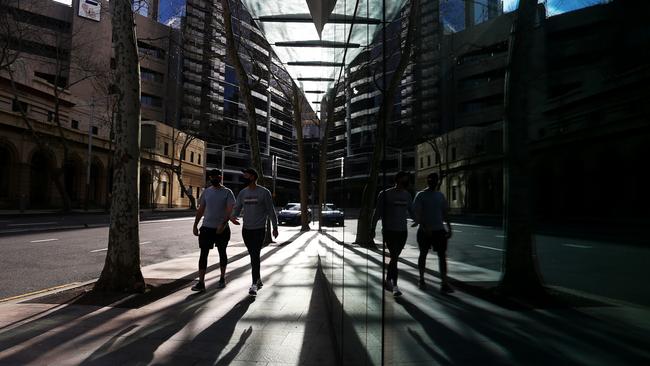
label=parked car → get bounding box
[320,203,345,226]
[278,203,312,225]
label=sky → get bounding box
[52,1,611,18]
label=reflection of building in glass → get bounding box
[416,1,650,222]
[168,0,307,202]
[324,10,416,207]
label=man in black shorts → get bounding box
[412,173,454,293]
[192,169,236,292]
[371,171,414,297]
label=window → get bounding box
[71,120,79,129]
[452,186,458,201]
[180,150,185,160]
[164,142,169,156]
[451,147,457,161]
[427,155,431,167]
[198,154,201,165]
[435,152,440,164]
[420,157,424,169]
[141,93,163,108]
[92,126,98,135]
[12,99,28,113]
[138,41,166,59]
[47,111,53,122]
[35,71,67,88]
[190,151,194,163]
[180,186,185,198]
[141,68,164,83]
[161,181,167,197]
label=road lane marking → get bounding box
[141,217,194,224]
[159,226,173,229]
[30,238,59,243]
[475,245,504,252]
[563,244,592,249]
[91,241,152,253]
[454,230,463,233]
[9,222,58,227]
[495,235,505,238]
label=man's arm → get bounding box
[230,191,243,225]
[193,204,205,236]
[411,193,421,227]
[371,191,385,237]
[407,193,415,222]
[443,197,452,238]
[266,190,279,237]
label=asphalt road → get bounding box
[0,215,243,300]
[1,215,648,307]
[360,219,649,307]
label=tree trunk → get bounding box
[221,0,264,180]
[318,90,336,231]
[95,0,145,292]
[498,0,545,296]
[292,85,311,231]
[355,0,419,247]
[222,0,273,243]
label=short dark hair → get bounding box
[427,172,439,184]
[242,168,259,180]
[394,171,410,183]
[207,169,222,177]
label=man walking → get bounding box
[192,169,236,292]
[230,168,278,297]
[412,172,454,294]
[371,171,414,297]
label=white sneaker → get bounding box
[393,285,403,297]
[248,285,257,296]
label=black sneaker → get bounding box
[217,279,226,289]
[384,279,393,292]
[256,279,264,289]
[441,283,455,294]
[392,285,403,297]
[191,282,205,292]
[419,279,426,290]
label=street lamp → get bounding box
[220,143,241,176]
[84,98,95,211]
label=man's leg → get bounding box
[417,231,430,288]
[216,226,231,284]
[387,232,406,285]
[250,229,264,284]
[198,248,210,283]
[243,228,263,285]
[436,232,453,293]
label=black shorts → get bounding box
[417,229,448,254]
[199,225,231,250]
[383,230,408,251]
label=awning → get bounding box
[238,0,408,114]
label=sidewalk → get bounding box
[0,227,335,365]
[316,227,650,365]
[0,227,649,365]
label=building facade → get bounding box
[0,0,206,210]
[415,1,650,222]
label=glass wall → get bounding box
[248,0,650,364]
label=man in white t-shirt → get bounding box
[412,173,454,293]
[192,169,236,292]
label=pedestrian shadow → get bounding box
[0,231,315,365]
